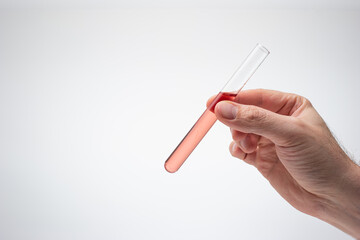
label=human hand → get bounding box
[207,89,360,238]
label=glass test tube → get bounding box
[164,44,270,173]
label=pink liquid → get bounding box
[164,92,237,173]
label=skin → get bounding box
[207,89,360,238]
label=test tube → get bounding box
[164,44,270,173]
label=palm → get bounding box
[237,135,324,215]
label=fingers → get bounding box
[229,141,256,166]
[207,89,306,116]
[215,101,297,145]
[235,89,304,115]
[230,129,259,153]
[206,95,217,108]
[235,89,287,109]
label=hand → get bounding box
[207,89,360,238]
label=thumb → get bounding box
[214,101,298,145]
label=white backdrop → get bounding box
[0,2,359,240]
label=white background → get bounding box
[0,1,359,239]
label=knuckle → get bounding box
[231,129,246,142]
[293,94,313,109]
[286,94,313,115]
[302,97,313,107]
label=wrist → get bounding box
[319,158,360,238]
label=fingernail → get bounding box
[232,142,238,152]
[218,102,237,120]
[239,140,247,150]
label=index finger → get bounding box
[207,89,304,116]
[235,89,304,115]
